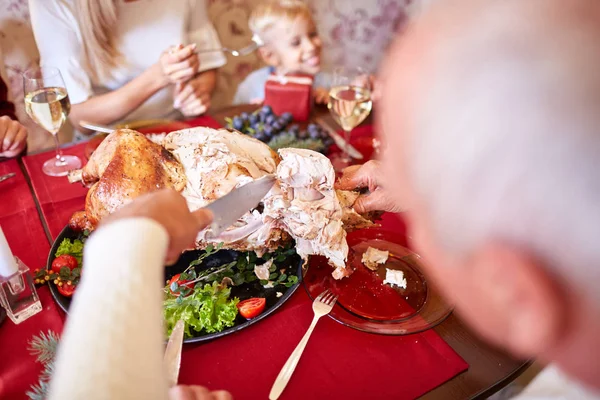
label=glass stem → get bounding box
[52,134,65,164]
[343,128,352,162]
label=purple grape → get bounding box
[288,124,300,134]
[266,115,276,125]
[281,112,293,123]
[307,123,319,133]
[261,105,273,115]
[309,129,320,139]
[232,116,244,131]
[249,114,258,124]
[263,125,274,136]
[272,122,283,131]
[254,132,267,142]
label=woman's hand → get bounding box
[335,160,404,214]
[101,189,213,264]
[160,44,201,84]
[169,385,232,400]
[174,70,217,117]
[0,116,27,158]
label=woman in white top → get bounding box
[28,0,227,135]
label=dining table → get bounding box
[0,104,530,400]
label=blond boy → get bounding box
[233,0,331,105]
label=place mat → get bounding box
[22,145,89,240]
[0,159,50,267]
[180,289,468,399]
[0,158,65,399]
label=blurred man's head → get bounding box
[379,0,600,388]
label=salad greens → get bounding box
[55,237,85,264]
[164,242,301,338]
[164,282,239,338]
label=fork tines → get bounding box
[316,289,338,305]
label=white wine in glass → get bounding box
[23,67,81,177]
[328,67,373,171]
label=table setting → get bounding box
[0,64,527,400]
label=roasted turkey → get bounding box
[69,127,375,278]
[68,129,185,231]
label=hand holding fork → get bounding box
[269,289,338,400]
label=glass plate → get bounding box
[303,228,453,335]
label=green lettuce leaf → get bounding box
[164,282,239,338]
[55,238,84,264]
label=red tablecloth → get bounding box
[1,119,469,400]
[0,159,64,399]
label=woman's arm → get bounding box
[29,0,200,132]
[48,190,216,400]
[70,45,199,130]
[69,63,167,128]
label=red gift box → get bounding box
[264,74,313,121]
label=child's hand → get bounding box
[314,87,330,105]
[0,116,27,158]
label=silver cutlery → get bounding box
[269,289,339,400]
[0,173,16,183]
[164,319,185,388]
[205,174,276,237]
[196,35,264,58]
[79,120,114,134]
[314,117,364,160]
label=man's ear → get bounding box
[466,243,566,357]
[258,46,280,68]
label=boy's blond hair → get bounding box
[249,1,314,42]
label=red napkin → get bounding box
[179,290,468,399]
[0,159,65,400]
[22,145,88,240]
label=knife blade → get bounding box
[314,117,364,160]
[164,319,185,388]
[79,120,114,134]
[204,174,276,237]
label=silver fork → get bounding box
[269,289,338,400]
[196,36,263,58]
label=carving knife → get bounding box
[204,174,276,237]
[314,117,364,160]
[164,319,185,388]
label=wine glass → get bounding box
[327,67,373,171]
[23,67,81,177]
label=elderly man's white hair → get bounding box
[408,0,600,303]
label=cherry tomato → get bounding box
[168,274,195,296]
[57,282,76,297]
[237,297,266,319]
[51,254,78,274]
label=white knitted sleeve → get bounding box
[48,218,170,400]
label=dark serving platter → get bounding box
[47,225,302,343]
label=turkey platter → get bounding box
[68,127,375,279]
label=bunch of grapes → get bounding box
[225,105,334,153]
